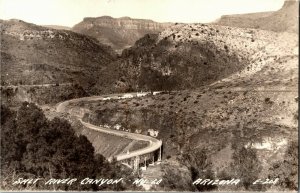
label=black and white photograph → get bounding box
[0,0,298,192]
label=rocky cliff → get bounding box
[72,16,172,52]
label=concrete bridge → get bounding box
[80,120,163,173]
[56,92,163,172]
[119,148,162,174]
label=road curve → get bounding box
[56,92,162,162]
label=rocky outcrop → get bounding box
[72,16,172,52]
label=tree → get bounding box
[1,102,139,191]
[1,105,14,125]
[231,147,262,190]
[1,104,20,166]
[161,75,179,93]
[182,148,217,191]
[269,141,298,191]
[139,67,163,92]
[16,102,48,144]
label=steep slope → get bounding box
[0,19,120,105]
[72,16,171,52]
[76,21,298,190]
[215,0,298,33]
[114,23,294,92]
[82,88,298,191]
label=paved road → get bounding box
[1,83,73,89]
[56,92,162,162]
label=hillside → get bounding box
[82,88,298,191]
[74,21,298,191]
[1,11,297,190]
[113,22,297,92]
[0,19,120,105]
[72,16,171,52]
[215,0,298,33]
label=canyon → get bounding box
[72,16,171,53]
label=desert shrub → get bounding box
[264,97,273,104]
[224,45,229,51]
[159,164,195,191]
[230,147,262,190]
[293,110,298,122]
[182,149,217,191]
[268,140,298,191]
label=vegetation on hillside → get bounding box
[1,19,120,105]
[0,83,88,107]
[268,140,298,191]
[1,2,297,191]
[78,88,297,191]
[115,21,297,92]
[0,102,139,191]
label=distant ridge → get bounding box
[72,16,172,53]
[215,0,298,33]
[43,25,71,30]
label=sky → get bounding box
[0,0,285,27]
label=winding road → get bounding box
[1,83,73,89]
[56,92,162,162]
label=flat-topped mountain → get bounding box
[72,16,172,52]
[215,0,298,33]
